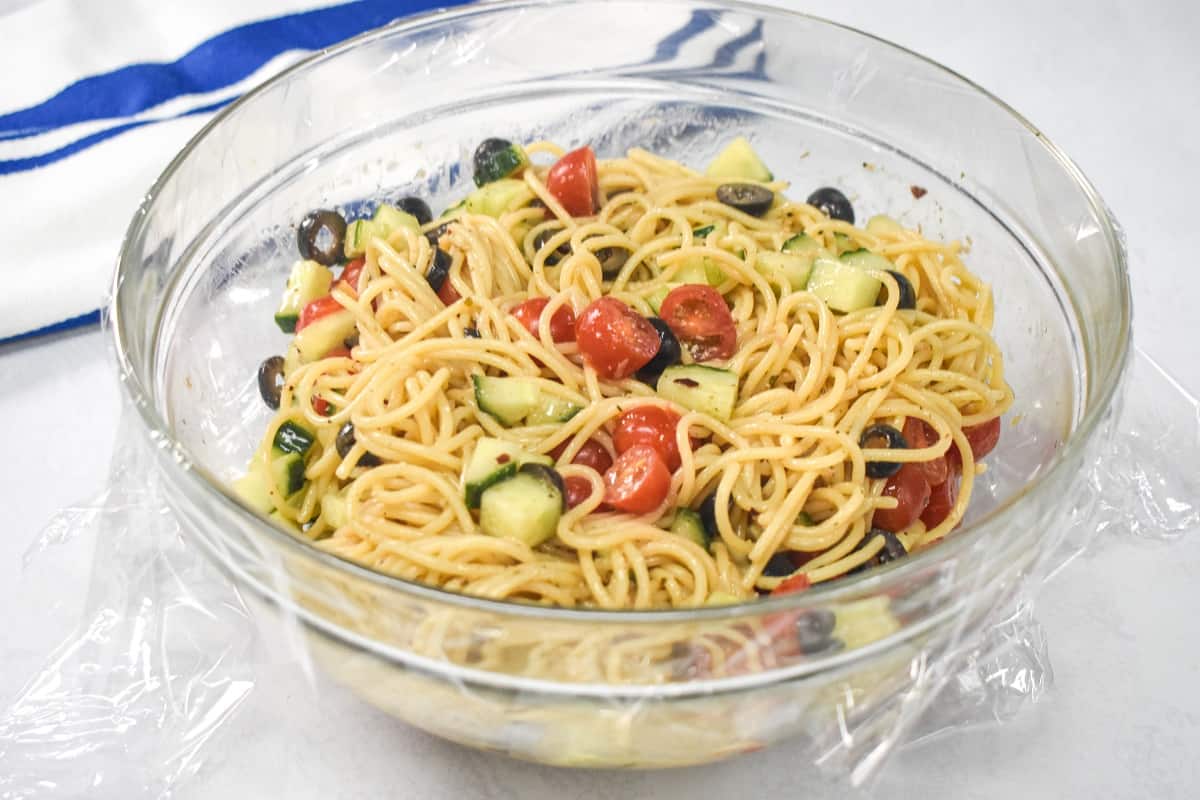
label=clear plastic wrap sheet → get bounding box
[0,344,1195,798]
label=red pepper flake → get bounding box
[910,185,928,199]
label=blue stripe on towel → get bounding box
[0,0,449,141]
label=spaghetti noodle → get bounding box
[242,138,1012,610]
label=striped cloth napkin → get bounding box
[0,0,459,342]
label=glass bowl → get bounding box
[111,0,1130,769]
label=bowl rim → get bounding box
[110,0,1132,627]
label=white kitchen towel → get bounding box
[0,0,460,342]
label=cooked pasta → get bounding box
[240,137,1012,610]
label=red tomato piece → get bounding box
[964,417,1001,460]
[574,297,660,379]
[324,346,352,359]
[921,460,963,530]
[510,297,576,343]
[312,396,332,416]
[563,475,595,509]
[658,285,737,362]
[437,281,461,305]
[296,295,343,331]
[338,258,365,295]
[603,444,671,514]
[872,463,932,532]
[546,146,600,217]
[549,438,614,474]
[613,405,686,472]
[771,573,812,596]
[902,417,949,486]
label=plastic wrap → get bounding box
[5,2,1200,795]
[1,344,1195,797]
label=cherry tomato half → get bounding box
[546,146,600,217]
[296,295,344,331]
[771,573,812,596]
[437,281,461,305]
[604,444,671,514]
[964,417,1001,460]
[658,285,737,362]
[338,258,365,295]
[921,460,963,530]
[902,417,948,486]
[312,396,333,416]
[550,437,614,474]
[872,463,931,532]
[563,475,595,509]
[510,297,576,343]
[614,405,686,472]
[575,297,660,379]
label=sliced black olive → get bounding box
[762,552,796,577]
[257,356,284,410]
[795,608,837,652]
[715,183,774,217]
[473,138,526,186]
[297,209,347,265]
[806,187,854,224]
[533,228,572,266]
[804,636,845,656]
[596,246,631,279]
[859,423,908,479]
[425,248,452,292]
[463,326,481,338]
[878,270,916,310]
[336,422,381,467]
[698,494,723,541]
[850,528,908,576]
[424,220,453,247]
[635,317,682,384]
[343,332,360,350]
[518,462,567,510]
[396,196,432,226]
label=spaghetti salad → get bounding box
[239,136,1012,610]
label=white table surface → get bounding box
[3,1,1199,797]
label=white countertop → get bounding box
[2,1,1198,797]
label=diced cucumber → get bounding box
[656,365,739,421]
[478,467,564,547]
[705,136,773,182]
[474,141,531,186]
[670,508,709,549]
[344,205,423,258]
[525,396,583,426]
[463,437,552,508]
[465,179,535,218]
[275,260,333,333]
[806,256,883,313]
[692,224,716,239]
[273,420,315,456]
[866,214,904,235]
[344,219,375,259]
[270,452,306,497]
[839,249,895,272]
[234,469,274,514]
[293,309,357,364]
[833,233,856,254]
[372,203,421,236]
[755,251,814,293]
[321,491,349,529]
[672,254,726,285]
[473,375,542,427]
[782,233,822,254]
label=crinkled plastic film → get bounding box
[1,347,1195,796]
[5,1,1200,795]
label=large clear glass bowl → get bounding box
[111,0,1130,769]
